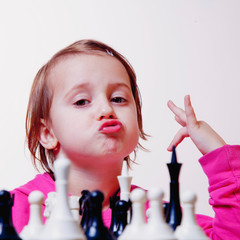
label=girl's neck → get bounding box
[67,161,122,209]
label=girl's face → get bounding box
[44,54,139,168]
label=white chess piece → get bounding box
[117,160,132,201]
[118,188,148,240]
[69,195,80,222]
[20,190,44,240]
[44,191,57,219]
[40,155,86,240]
[174,190,209,240]
[44,192,80,222]
[147,188,177,240]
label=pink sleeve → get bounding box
[197,145,240,239]
[10,173,53,233]
[10,189,30,234]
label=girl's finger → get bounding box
[167,127,189,151]
[184,95,198,128]
[175,115,187,127]
[167,100,187,124]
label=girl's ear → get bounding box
[39,119,58,150]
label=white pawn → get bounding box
[174,191,209,240]
[119,188,148,240]
[117,160,132,201]
[20,190,44,240]
[40,155,86,240]
[147,188,177,240]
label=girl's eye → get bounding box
[74,99,90,106]
[111,97,126,103]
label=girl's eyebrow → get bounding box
[64,83,90,100]
[64,82,132,100]
[108,82,132,91]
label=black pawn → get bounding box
[113,200,131,238]
[84,190,117,240]
[0,190,22,240]
[165,146,182,231]
[79,190,90,232]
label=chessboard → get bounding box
[0,147,209,240]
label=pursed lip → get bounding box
[99,120,122,133]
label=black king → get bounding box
[166,145,182,231]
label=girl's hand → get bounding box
[167,95,226,155]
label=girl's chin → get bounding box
[69,152,125,166]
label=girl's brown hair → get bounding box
[26,39,147,175]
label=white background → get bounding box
[0,0,240,217]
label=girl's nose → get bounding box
[97,102,116,121]
[98,114,114,120]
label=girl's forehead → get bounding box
[47,53,132,93]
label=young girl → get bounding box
[10,40,240,239]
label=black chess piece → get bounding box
[109,190,120,233]
[0,190,22,240]
[165,146,182,231]
[84,190,117,240]
[79,190,90,232]
[113,200,131,238]
[163,202,169,218]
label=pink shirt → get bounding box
[11,145,240,239]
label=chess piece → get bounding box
[174,191,209,239]
[69,196,81,222]
[40,155,86,240]
[79,190,90,232]
[109,193,120,233]
[118,188,148,240]
[84,190,117,240]
[113,200,130,238]
[43,192,57,219]
[117,160,132,201]
[166,146,182,231]
[44,192,80,222]
[146,203,169,220]
[0,190,22,240]
[20,191,44,240]
[146,188,176,240]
